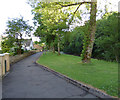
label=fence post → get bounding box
[0,54,5,77]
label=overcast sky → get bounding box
[0,0,40,41]
[0,0,118,41]
[0,0,34,32]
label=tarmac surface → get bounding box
[2,52,100,99]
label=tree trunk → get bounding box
[17,34,22,54]
[58,35,60,55]
[115,55,118,63]
[48,44,50,51]
[17,40,22,54]
[114,50,119,62]
[18,47,21,54]
[82,1,97,63]
[53,42,55,53]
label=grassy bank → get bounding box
[37,52,118,97]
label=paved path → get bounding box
[3,52,99,99]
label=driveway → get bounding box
[2,52,99,99]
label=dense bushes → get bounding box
[93,12,119,62]
[63,26,84,56]
[63,12,119,62]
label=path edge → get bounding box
[35,61,117,99]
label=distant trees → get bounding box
[63,26,84,56]
[5,17,32,54]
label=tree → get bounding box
[33,13,57,52]
[63,12,119,62]
[32,2,68,55]
[29,0,97,62]
[81,1,97,63]
[5,17,32,54]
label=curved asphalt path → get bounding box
[3,52,100,99]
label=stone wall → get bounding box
[10,51,36,65]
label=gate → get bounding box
[5,60,7,73]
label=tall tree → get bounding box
[29,0,97,62]
[32,2,68,55]
[5,17,32,54]
[33,13,57,52]
[81,1,97,63]
[56,1,97,62]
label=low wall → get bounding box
[10,51,36,65]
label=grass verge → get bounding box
[37,52,118,97]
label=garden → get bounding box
[1,1,119,98]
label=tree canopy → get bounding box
[5,17,32,54]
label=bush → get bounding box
[63,26,84,56]
[10,52,15,56]
[14,47,24,55]
[21,49,24,54]
[92,12,119,62]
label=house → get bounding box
[22,39,34,51]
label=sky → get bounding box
[0,0,40,41]
[0,0,118,41]
[69,0,118,30]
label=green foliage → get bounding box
[63,26,84,55]
[0,50,2,54]
[93,12,119,62]
[80,22,90,60]
[1,36,15,53]
[63,12,119,62]
[34,41,39,44]
[5,17,32,54]
[6,17,32,37]
[30,1,118,61]
[32,2,69,52]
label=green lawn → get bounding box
[37,52,118,97]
